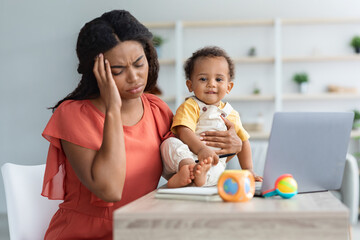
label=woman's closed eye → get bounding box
[134,62,144,68]
[112,70,123,76]
[133,55,145,68]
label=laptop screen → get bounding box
[260,112,353,194]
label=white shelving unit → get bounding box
[145,17,360,136]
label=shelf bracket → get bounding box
[274,18,283,112]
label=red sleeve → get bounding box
[41,100,104,200]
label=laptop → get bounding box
[255,112,354,196]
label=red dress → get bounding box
[42,94,173,239]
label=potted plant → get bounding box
[153,35,165,57]
[293,72,309,94]
[350,36,360,54]
[353,109,360,130]
[252,82,261,94]
[248,47,256,57]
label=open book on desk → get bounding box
[155,186,222,202]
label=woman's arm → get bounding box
[62,54,126,202]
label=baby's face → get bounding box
[186,56,233,106]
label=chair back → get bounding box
[1,163,62,240]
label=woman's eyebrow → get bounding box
[110,65,125,69]
[133,55,144,64]
[110,55,144,69]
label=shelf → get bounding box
[158,55,360,65]
[282,18,360,25]
[146,18,360,29]
[283,55,360,63]
[158,59,175,65]
[225,95,275,101]
[351,129,360,138]
[158,57,274,65]
[283,93,360,101]
[232,55,360,64]
[144,22,175,29]
[248,131,270,140]
[147,17,360,111]
[183,19,274,28]
[234,57,274,64]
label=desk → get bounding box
[114,190,349,240]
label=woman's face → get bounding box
[103,40,149,100]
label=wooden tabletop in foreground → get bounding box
[113,190,349,240]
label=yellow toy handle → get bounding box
[217,170,255,202]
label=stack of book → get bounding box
[155,186,222,202]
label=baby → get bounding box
[161,46,262,188]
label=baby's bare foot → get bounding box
[167,164,194,188]
[193,158,211,187]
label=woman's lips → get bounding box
[127,85,143,94]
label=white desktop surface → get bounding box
[113,190,349,240]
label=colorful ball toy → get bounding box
[262,174,298,199]
[217,170,255,202]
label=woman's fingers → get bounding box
[104,59,113,82]
[93,55,101,84]
[220,115,235,130]
[98,54,106,82]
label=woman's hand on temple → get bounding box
[200,116,242,155]
[93,53,122,111]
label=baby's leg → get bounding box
[167,161,195,188]
[160,137,194,179]
[193,158,212,187]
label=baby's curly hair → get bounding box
[51,10,159,111]
[184,46,235,81]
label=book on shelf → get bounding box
[155,186,222,202]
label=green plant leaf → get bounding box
[350,36,360,48]
[292,72,309,84]
[153,35,164,47]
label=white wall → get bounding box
[1,0,360,213]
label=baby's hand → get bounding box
[246,169,263,182]
[197,147,219,165]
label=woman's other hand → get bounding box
[200,116,242,156]
[93,53,122,111]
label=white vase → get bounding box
[299,82,309,94]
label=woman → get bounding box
[42,10,242,239]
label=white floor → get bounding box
[0,213,359,239]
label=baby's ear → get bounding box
[227,81,234,94]
[186,80,193,92]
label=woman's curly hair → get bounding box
[184,46,234,81]
[50,10,159,111]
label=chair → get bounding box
[1,163,63,240]
[336,154,359,225]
